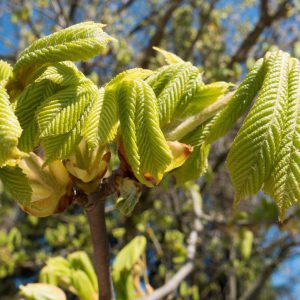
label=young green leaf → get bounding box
[0,60,13,81]
[14,22,114,76]
[264,59,300,219]
[174,143,210,185]
[227,51,290,202]
[153,46,184,64]
[205,57,266,143]
[179,81,231,118]
[14,80,59,152]
[0,166,32,205]
[82,69,153,147]
[0,86,22,166]
[117,79,172,186]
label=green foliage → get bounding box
[0,60,13,81]
[0,22,300,233]
[0,228,25,278]
[112,236,148,300]
[13,22,114,77]
[0,86,22,166]
[40,251,97,300]
[0,166,32,205]
[226,50,292,218]
[19,283,66,300]
[117,79,172,186]
[264,58,300,219]
[205,57,265,143]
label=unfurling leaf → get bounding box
[116,177,142,216]
[117,79,172,186]
[227,51,289,204]
[0,85,22,166]
[83,69,153,147]
[18,152,72,217]
[264,58,300,220]
[153,47,184,64]
[206,57,266,143]
[0,166,32,205]
[0,60,13,81]
[65,139,110,193]
[13,22,114,78]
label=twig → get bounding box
[76,171,121,300]
[238,240,295,300]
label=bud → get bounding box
[18,152,72,217]
[65,140,110,193]
[165,141,193,172]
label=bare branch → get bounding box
[140,0,182,68]
[183,0,219,61]
[239,240,296,300]
[228,0,292,68]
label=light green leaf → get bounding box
[117,79,172,186]
[68,252,97,292]
[174,143,210,185]
[37,83,97,137]
[83,69,152,147]
[155,63,200,126]
[0,166,32,205]
[180,81,231,118]
[41,124,82,162]
[227,51,290,203]
[205,57,265,143]
[14,22,114,76]
[112,236,147,281]
[0,86,22,165]
[0,60,12,81]
[153,46,184,64]
[19,283,66,300]
[264,58,300,220]
[35,62,83,86]
[14,80,59,152]
[71,270,97,300]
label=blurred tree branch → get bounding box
[140,0,182,68]
[228,0,292,68]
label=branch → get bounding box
[228,0,291,68]
[76,171,121,300]
[51,0,68,28]
[140,0,182,68]
[128,12,158,36]
[183,0,219,61]
[137,187,203,300]
[116,0,136,14]
[68,0,79,22]
[238,240,296,300]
